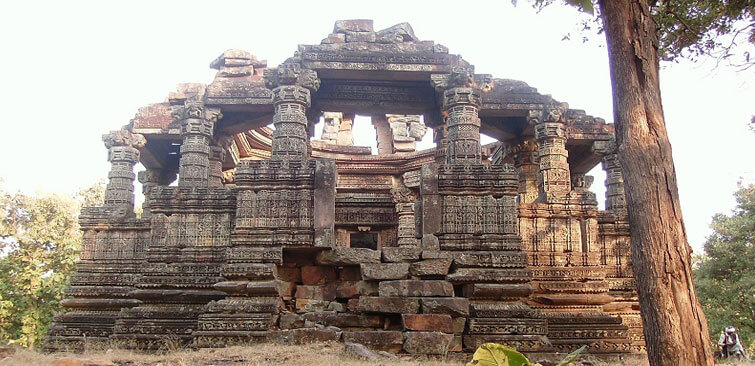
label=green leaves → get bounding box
[694,184,755,355]
[466,343,586,366]
[466,343,533,366]
[557,345,587,366]
[0,181,104,348]
[564,0,594,14]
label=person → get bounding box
[718,326,747,360]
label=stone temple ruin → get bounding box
[47,20,644,356]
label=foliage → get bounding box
[75,179,106,208]
[515,0,755,70]
[694,184,755,354]
[466,343,586,366]
[0,180,105,348]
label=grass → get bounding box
[1,342,461,366]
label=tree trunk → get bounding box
[597,0,714,365]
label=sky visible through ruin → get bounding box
[1,0,753,253]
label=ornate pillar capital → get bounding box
[102,130,146,163]
[264,62,321,92]
[431,67,492,165]
[174,101,221,187]
[264,62,320,161]
[531,104,571,203]
[101,129,145,216]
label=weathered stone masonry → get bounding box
[47,19,644,357]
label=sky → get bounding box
[0,0,753,253]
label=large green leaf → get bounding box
[557,345,587,366]
[465,343,534,366]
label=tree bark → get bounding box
[597,0,714,365]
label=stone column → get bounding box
[440,70,482,165]
[267,64,319,160]
[396,203,418,246]
[209,145,225,187]
[433,125,448,164]
[372,114,394,155]
[102,130,146,216]
[602,152,627,214]
[338,113,355,145]
[532,107,571,202]
[175,102,222,186]
[512,140,539,204]
[137,168,161,219]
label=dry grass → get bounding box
[1,342,461,366]
[1,343,753,366]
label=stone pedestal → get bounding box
[195,62,334,346]
[111,187,236,349]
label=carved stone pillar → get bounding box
[512,140,539,204]
[372,114,394,155]
[440,73,482,165]
[268,65,319,160]
[137,168,161,219]
[602,153,627,214]
[532,107,571,202]
[102,130,146,216]
[176,102,222,186]
[209,145,225,187]
[337,113,355,145]
[433,124,448,164]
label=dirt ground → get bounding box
[1,342,753,366]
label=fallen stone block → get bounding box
[343,331,403,353]
[403,331,453,355]
[379,280,454,297]
[345,342,387,361]
[279,313,304,329]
